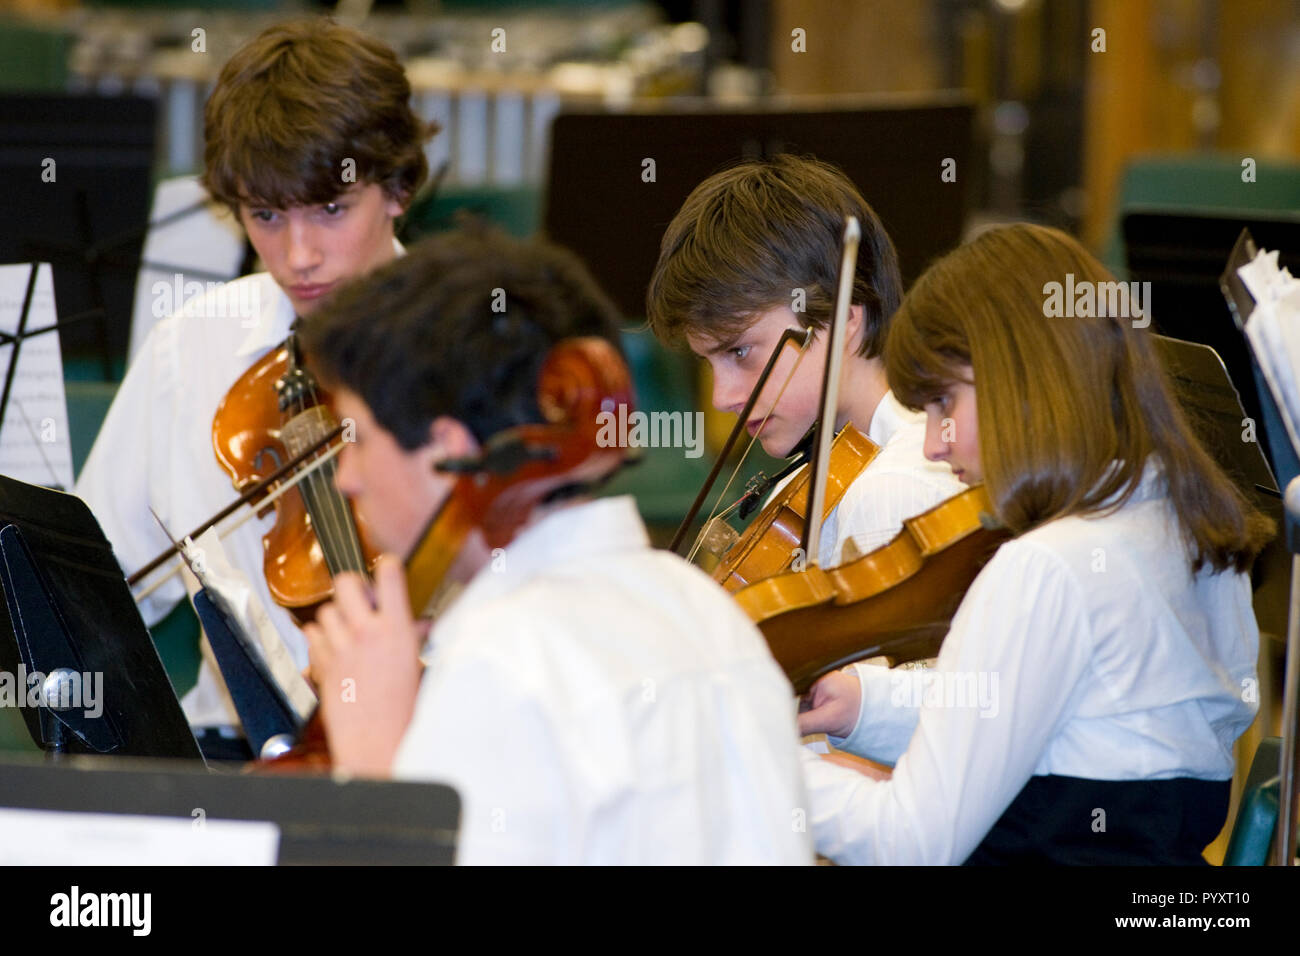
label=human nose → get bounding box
[286,218,323,275]
[710,367,749,416]
[334,442,359,497]
[922,411,949,463]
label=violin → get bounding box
[254,336,635,772]
[212,333,380,622]
[679,216,1009,692]
[710,424,877,593]
[734,486,1008,693]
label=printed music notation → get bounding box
[0,263,75,491]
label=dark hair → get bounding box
[885,222,1273,573]
[646,154,902,358]
[299,222,625,450]
[202,17,435,213]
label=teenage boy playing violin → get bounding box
[76,19,434,747]
[799,224,1271,864]
[297,226,812,865]
[646,154,967,754]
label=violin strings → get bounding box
[299,337,368,577]
[288,333,340,576]
[289,338,368,578]
[131,440,347,602]
[686,344,812,565]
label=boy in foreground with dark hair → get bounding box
[76,18,435,747]
[298,227,812,865]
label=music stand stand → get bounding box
[1153,334,1291,640]
[0,262,104,491]
[0,752,460,865]
[0,474,200,760]
[544,96,974,320]
[1124,207,1300,473]
[1219,227,1300,866]
[1,94,157,377]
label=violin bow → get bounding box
[126,423,345,589]
[669,215,862,565]
[803,216,860,568]
[668,326,812,554]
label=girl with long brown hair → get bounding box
[799,223,1273,864]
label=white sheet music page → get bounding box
[0,808,279,865]
[1239,248,1300,457]
[0,263,75,491]
[127,176,244,362]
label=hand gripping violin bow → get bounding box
[673,218,1011,694]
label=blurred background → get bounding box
[2,0,1298,862]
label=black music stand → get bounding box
[0,262,105,492]
[0,752,460,865]
[191,589,300,759]
[0,475,200,760]
[1124,207,1300,474]
[544,97,974,320]
[1218,228,1300,865]
[1,94,157,377]
[1153,334,1291,640]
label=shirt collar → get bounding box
[1100,456,1167,508]
[235,236,407,358]
[429,496,650,649]
[866,390,922,446]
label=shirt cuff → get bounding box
[827,661,921,765]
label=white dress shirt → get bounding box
[801,460,1260,864]
[808,390,965,569]
[392,496,813,865]
[75,241,403,727]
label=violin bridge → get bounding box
[695,516,740,561]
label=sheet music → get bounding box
[0,808,278,865]
[0,263,75,491]
[1239,248,1300,459]
[128,175,245,362]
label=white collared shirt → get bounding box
[75,242,404,727]
[816,391,966,568]
[801,461,1260,864]
[392,496,813,865]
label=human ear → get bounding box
[844,304,866,353]
[383,188,407,219]
[428,416,481,460]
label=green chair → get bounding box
[1224,737,1282,866]
[1104,153,1300,276]
[401,184,542,242]
[65,380,203,704]
[0,17,71,93]
[598,329,715,538]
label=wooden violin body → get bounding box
[712,425,878,593]
[735,484,1010,694]
[212,339,380,620]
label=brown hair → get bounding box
[645,154,902,358]
[885,222,1273,573]
[202,17,435,214]
[300,222,624,450]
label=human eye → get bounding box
[321,200,347,217]
[728,344,753,362]
[248,208,277,224]
[925,391,952,415]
